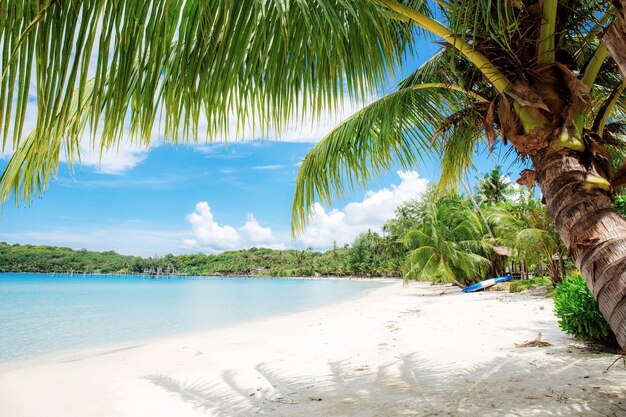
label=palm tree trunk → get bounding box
[461,177,494,239]
[462,175,508,278]
[533,148,626,349]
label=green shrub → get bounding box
[509,277,552,293]
[554,273,616,346]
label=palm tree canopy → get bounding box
[486,200,565,264]
[1,1,625,219]
[475,166,514,205]
[0,0,425,203]
[292,0,626,231]
[403,192,491,286]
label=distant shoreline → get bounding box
[0,271,402,280]
[1,242,403,281]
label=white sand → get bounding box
[1,281,625,417]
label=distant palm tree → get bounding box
[487,201,567,283]
[403,194,491,287]
[475,166,513,205]
[2,2,626,346]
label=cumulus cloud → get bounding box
[183,171,428,253]
[194,96,368,145]
[183,202,283,252]
[185,202,241,250]
[1,138,149,175]
[240,214,275,243]
[266,96,367,143]
[296,171,429,249]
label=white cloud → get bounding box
[0,101,150,174]
[2,139,149,175]
[296,171,429,249]
[240,214,275,243]
[186,202,241,250]
[183,202,283,252]
[267,97,368,143]
[183,171,428,253]
[254,164,282,170]
[68,141,150,174]
[3,171,428,256]
[193,96,368,145]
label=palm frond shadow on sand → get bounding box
[143,352,626,417]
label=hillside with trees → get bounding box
[0,243,350,277]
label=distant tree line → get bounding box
[0,241,394,277]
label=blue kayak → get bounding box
[462,275,513,293]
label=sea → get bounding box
[0,273,385,364]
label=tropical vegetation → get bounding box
[1,1,626,347]
[0,242,356,277]
[402,191,491,287]
[486,198,567,283]
[475,166,513,205]
[290,1,626,349]
[555,272,618,347]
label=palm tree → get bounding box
[290,2,626,348]
[475,166,513,205]
[2,2,626,347]
[487,200,567,283]
[403,193,491,287]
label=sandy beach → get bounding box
[1,281,625,417]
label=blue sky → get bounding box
[0,35,525,256]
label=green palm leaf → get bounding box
[1,0,415,203]
[291,79,483,233]
[402,193,491,286]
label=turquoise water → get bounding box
[0,273,383,364]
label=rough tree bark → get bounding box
[533,148,626,349]
[602,1,626,79]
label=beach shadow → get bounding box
[142,351,626,417]
[59,344,144,363]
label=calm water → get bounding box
[0,273,383,364]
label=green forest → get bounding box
[0,242,354,277]
[3,168,606,283]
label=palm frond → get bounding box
[1,0,414,203]
[402,192,489,285]
[436,103,490,191]
[446,0,520,51]
[291,84,478,233]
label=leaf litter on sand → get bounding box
[515,332,552,348]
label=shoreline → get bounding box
[0,271,401,280]
[0,277,393,370]
[1,282,625,416]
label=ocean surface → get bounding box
[0,273,384,364]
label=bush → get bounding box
[554,273,616,346]
[509,277,552,293]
